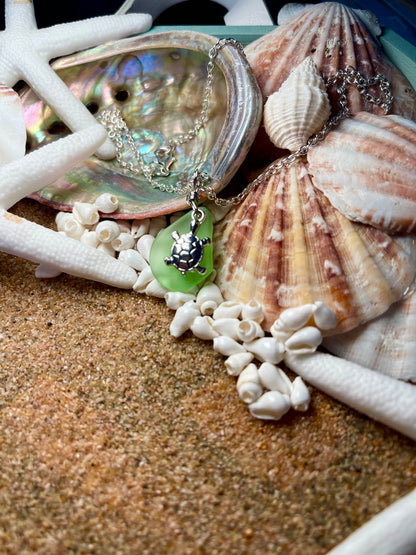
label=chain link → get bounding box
[100,39,393,207]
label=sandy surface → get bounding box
[0,199,415,554]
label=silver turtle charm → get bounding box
[165,207,211,275]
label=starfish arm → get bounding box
[0,85,26,165]
[0,124,107,210]
[11,52,115,159]
[285,351,416,441]
[0,210,137,288]
[328,488,416,554]
[5,0,37,29]
[34,13,152,60]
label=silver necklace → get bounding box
[99,38,393,281]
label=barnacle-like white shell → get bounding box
[243,337,285,364]
[236,363,263,404]
[169,300,200,338]
[224,352,255,376]
[248,390,291,421]
[264,57,331,152]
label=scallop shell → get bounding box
[21,31,262,218]
[307,112,416,234]
[323,291,416,382]
[213,158,416,333]
[264,57,331,152]
[245,2,416,119]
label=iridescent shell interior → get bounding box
[21,31,262,218]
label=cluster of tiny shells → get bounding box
[56,195,338,422]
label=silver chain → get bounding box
[100,39,393,207]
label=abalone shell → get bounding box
[21,31,262,218]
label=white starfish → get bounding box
[0,0,152,159]
[0,85,137,288]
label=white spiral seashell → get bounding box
[258,362,292,395]
[118,248,148,271]
[145,278,168,299]
[133,264,154,293]
[72,201,100,226]
[111,232,135,252]
[236,319,265,343]
[95,219,120,243]
[190,315,220,340]
[80,229,99,248]
[213,335,246,357]
[97,242,116,257]
[164,291,197,311]
[285,326,323,354]
[212,317,241,340]
[313,301,338,331]
[248,390,291,421]
[148,215,167,237]
[55,211,72,232]
[136,233,154,262]
[244,337,285,364]
[290,376,311,411]
[169,300,200,338]
[63,215,85,240]
[131,218,150,238]
[117,220,131,234]
[277,304,316,331]
[236,363,263,404]
[94,192,119,213]
[196,283,224,315]
[224,352,254,376]
[241,299,264,323]
[213,300,242,320]
[264,56,331,152]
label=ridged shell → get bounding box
[264,57,331,152]
[245,2,416,119]
[213,159,416,333]
[0,84,26,165]
[323,291,416,382]
[21,31,262,218]
[307,112,416,233]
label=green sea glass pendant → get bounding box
[149,207,213,292]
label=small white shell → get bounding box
[80,229,100,248]
[290,376,311,411]
[111,232,135,252]
[95,220,120,243]
[264,56,331,152]
[131,218,150,238]
[145,278,168,299]
[212,318,241,340]
[63,215,85,240]
[164,291,197,311]
[136,233,154,262]
[213,336,246,357]
[169,300,200,338]
[237,319,265,342]
[278,304,316,331]
[117,220,131,234]
[213,300,242,320]
[133,264,154,293]
[190,315,220,340]
[148,215,167,237]
[35,263,62,278]
[258,362,292,395]
[313,301,338,331]
[55,211,72,232]
[196,283,224,315]
[72,201,100,226]
[241,299,264,323]
[118,248,148,271]
[244,337,285,364]
[269,321,292,342]
[94,192,119,213]
[224,352,255,376]
[285,326,323,354]
[236,363,263,404]
[248,390,291,421]
[97,242,116,257]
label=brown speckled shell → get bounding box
[213,159,416,333]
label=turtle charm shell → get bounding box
[165,229,211,275]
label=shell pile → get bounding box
[212,1,416,381]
